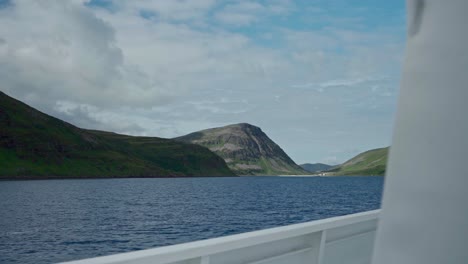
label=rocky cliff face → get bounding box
[175,123,308,176]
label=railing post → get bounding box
[316,230,327,264]
[200,256,210,264]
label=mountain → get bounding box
[300,163,333,173]
[326,147,389,176]
[175,123,308,176]
[0,91,233,179]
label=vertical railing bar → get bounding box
[200,255,210,264]
[316,230,327,264]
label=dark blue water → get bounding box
[0,176,383,264]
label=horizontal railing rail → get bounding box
[62,210,380,264]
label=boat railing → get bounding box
[62,210,379,264]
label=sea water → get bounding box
[0,176,383,263]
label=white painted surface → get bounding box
[61,210,379,264]
[372,1,468,263]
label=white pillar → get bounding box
[372,1,468,263]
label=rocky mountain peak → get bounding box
[175,123,308,176]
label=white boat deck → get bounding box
[62,210,379,264]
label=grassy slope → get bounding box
[225,156,306,176]
[257,157,306,175]
[327,147,389,176]
[0,91,233,179]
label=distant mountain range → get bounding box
[0,90,388,179]
[300,163,333,173]
[175,123,308,176]
[0,91,233,179]
[325,147,389,176]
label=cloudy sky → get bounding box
[0,0,406,164]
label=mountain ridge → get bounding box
[175,123,308,176]
[0,91,234,179]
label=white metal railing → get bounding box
[61,210,379,264]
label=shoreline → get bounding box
[277,174,320,177]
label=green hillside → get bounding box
[327,147,389,176]
[0,91,233,179]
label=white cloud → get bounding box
[320,76,389,88]
[215,11,258,26]
[0,0,171,108]
[112,0,217,21]
[215,0,294,26]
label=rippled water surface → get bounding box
[0,176,383,263]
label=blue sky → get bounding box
[0,0,406,164]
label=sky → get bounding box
[0,0,406,165]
